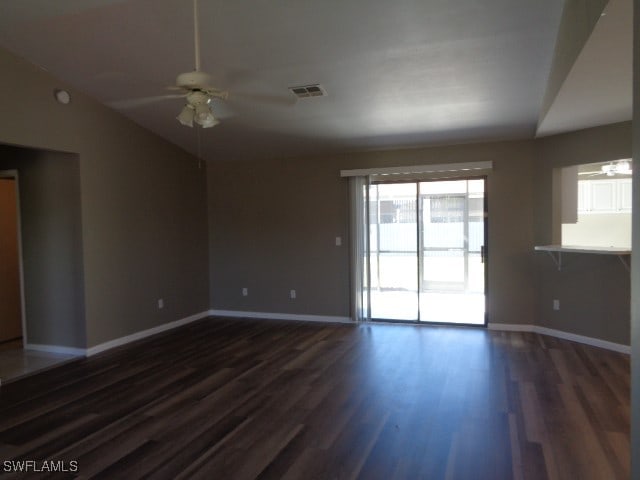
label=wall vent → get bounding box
[289,84,327,98]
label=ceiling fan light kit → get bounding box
[172,81,224,129]
[195,103,219,128]
[175,90,219,128]
[176,103,218,129]
[176,105,195,127]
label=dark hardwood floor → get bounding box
[0,318,630,479]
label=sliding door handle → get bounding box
[480,245,486,263]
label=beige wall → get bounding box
[209,123,632,344]
[0,46,209,348]
[209,140,536,326]
[535,122,632,344]
[208,157,352,318]
[0,177,22,342]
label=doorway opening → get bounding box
[0,171,25,347]
[0,145,85,384]
[367,177,487,325]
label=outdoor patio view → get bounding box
[368,178,486,324]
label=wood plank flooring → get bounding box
[0,318,630,479]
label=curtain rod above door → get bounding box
[340,161,492,178]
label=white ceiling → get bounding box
[0,0,630,162]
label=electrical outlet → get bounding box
[158,298,164,309]
[290,289,296,299]
[553,299,560,311]
[242,287,248,297]
[335,236,342,246]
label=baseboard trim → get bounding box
[488,323,630,354]
[85,310,210,357]
[209,309,353,324]
[24,344,86,356]
[487,323,536,333]
[533,326,630,354]
[26,314,629,358]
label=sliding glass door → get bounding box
[367,177,486,325]
[369,182,419,320]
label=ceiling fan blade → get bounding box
[228,92,297,107]
[108,93,186,109]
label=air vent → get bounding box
[289,84,327,98]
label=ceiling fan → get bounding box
[108,0,231,128]
[578,160,632,177]
[108,0,296,130]
[168,0,226,170]
[170,0,227,128]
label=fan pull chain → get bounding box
[197,126,202,169]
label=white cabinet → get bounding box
[578,179,632,213]
[590,181,615,211]
[619,179,633,211]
